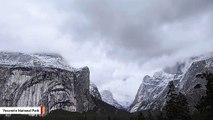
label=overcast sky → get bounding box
[0,0,213,105]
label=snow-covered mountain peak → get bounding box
[153,71,175,81]
[0,51,75,71]
[33,53,63,58]
[101,90,124,110]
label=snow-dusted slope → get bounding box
[129,71,181,112]
[89,82,102,100]
[0,52,74,71]
[101,90,124,110]
[129,53,213,113]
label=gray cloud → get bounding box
[66,0,213,62]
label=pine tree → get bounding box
[137,112,145,120]
[176,92,191,120]
[163,81,191,120]
[147,111,154,120]
[163,81,179,120]
[196,71,213,112]
[156,112,164,120]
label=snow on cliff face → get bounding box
[89,82,102,100]
[0,52,74,71]
[129,53,213,113]
[101,90,124,109]
[0,52,95,114]
[129,71,180,112]
[178,57,213,111]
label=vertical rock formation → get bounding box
[0,52,95,114]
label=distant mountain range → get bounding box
[1,51,212,116]
[89,82,124,110]
[100,90,124,110]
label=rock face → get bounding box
[129,53,213,113]
[0,52,73,70]
[89,82,102,100]
[129,72,179,112]
[0,52,95,114]
[101,90,123,110]
[179,57,213,111]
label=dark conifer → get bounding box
[196,71,213,112]
[137,112,145,120]
[163,81,191,120]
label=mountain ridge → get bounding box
[129,52,213,113]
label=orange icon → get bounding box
[40,106,45,116]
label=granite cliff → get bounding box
[129,53,213,113]
[0,52,95,114]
